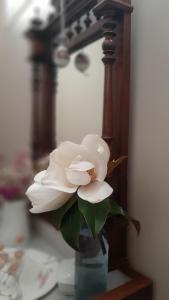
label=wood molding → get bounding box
[102,16,116,150]
[93,1,132,269]
[95,0,133,15]
[27,33,57,162]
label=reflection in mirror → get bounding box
[57,39,104,145]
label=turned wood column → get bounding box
[102,17,116,155]
[26,24,57,164]
[94,0,133,270]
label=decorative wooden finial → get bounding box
[102,20,116,65]
[94,2,117,151]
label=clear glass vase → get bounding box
[75,228,108,300]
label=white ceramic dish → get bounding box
[0,219,75,300]
[0,248,59,300]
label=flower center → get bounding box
[88,168,97,182]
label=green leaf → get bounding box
[95,201,111,235]
[109,200,125,216]
[109,200,141,236]
[60,203,82,251]
[52,195,77,229]
[78,198,110,238]
[127,216,141,236]
[78,198,94,237]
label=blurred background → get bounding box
[0,1,169,300]
[0,0,104,161]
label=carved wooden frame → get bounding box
[26,0,132,269]
[26,0,153,298]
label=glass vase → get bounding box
[0,199,30,247]
[75,228,108,300]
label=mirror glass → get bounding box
[57,39,104,145]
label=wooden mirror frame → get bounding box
[26,0,153,298]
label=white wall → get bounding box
[57,40,104,145]
[0,0,31,162]
[0,0,103,159]
[128,1,169,299]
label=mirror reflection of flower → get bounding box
[0,151,34,202]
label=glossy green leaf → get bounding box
[60,203,82,251]
[78,198,110,238]
[109,200,125,216]
[52,195,77,229]
[78,199,94,237]
[94,200,111,235]
[127,216,141,236]
[109,201,140,236]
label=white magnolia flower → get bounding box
[26,135,113,213]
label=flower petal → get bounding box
[34,170,46,183]
[95,154,108,182]
[66,169,91,186]
[78,181,113,203]
[41,180,77,193]
[26,183,72,213]
[50,142,88,167]
[41,162,77,193]
[69,161,94,171]
[81,135,110,163]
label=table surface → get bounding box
[40,272,131,300]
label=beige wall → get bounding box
[0,0,31,162]
[57,40,104,145]
[0,0,169,299]
[128,0,169,299]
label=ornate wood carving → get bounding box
[26,24,57,164]
[26,0,135,267]
[84,12,93,28]
[101,18,117,150]
[26,0,133,267]
[93,0,133,270]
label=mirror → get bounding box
[57,39,104,145]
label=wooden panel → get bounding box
[93,0,132,270]
[26,33,57,163]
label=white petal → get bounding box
[78,181,113,203]
[47,156,68,181]
[40,181,77,193]
[26,182,60,206]
[50,142,88,167]
[95,154,108,182]
[26,183,72,213]
[69,161,94,171]
[66,169,91,186]
[42,161,77,193]
[81,135,110,163]
[34,170,46,183]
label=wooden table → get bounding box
[95,267,153,300]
